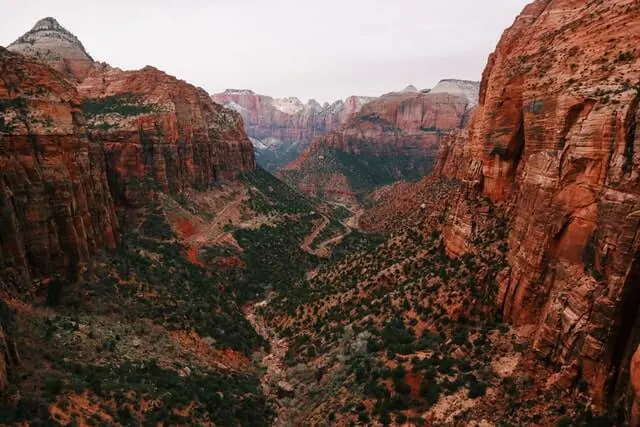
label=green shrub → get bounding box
[468,380,487,398]
[82,93,158,118]
[420,381,441,406]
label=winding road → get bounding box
[301,207,361,257]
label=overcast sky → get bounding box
[1,0,531,102]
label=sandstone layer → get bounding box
[0,47,119,291]
[80,66,255,209]
[433,0,640,410]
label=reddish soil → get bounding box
[170,330,254,372]
[406,370,422,400]
[186,246,205,268]
[175,217,197,237]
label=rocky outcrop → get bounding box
[7,17,94,82]
[0,47,119,290]
[434,0,640,411]
[212,90,374,170]
[79,66,255,209]
[1,18,256,285]
[280,86,477,205]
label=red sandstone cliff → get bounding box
[280,87,476,205]
[0,48,119,290]
[0,20,258,392]
[79,66,255,208]
[433,0,640,411]
[1,18,256,283]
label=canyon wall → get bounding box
[212,90,374,170]
[80,66,255,209]
[0,48,119,291]
[434,0,640,410]
[281,86,476,205]
[1,19,256,289]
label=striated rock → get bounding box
[2,17,256,284]
[212,89,374,170]
[79,66,255,208]
[434,0,640,410]
[7,17,94,82]
[280,84,477,205]
[0,47,119,289]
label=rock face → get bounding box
[79,66,255,209]
[212,90,374,170]
[434,0,640,410]
[1,19,256,286]
[7,17,94,82]
[0,47,119,290]
[280,84,477,205]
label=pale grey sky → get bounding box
[1,0,531,102]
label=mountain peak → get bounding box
[31,17,64,31]
[8,17,94,81]
[430,79,480,106]
[402,84,418,93]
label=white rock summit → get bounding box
[402,85,419,93]
[430,79,481,106]
[8,17,94,81]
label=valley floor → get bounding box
[244,297,292,426]
[0,172,621,426]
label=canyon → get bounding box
[2,0,640,425]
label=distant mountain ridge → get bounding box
[212,89,375,170]
[213,80,479,171]
[279,81,479,206]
